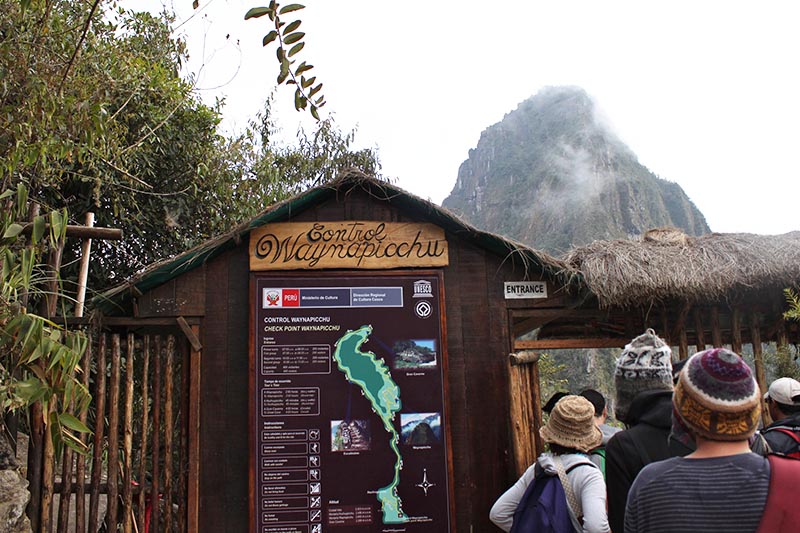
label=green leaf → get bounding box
[294,90,307,110]
[50,210,64,241]
[301,76,315,89]
[262,30,278,46]
[310,105,320,121]
[309,83,323,98]
[58,413,91,434]
[16,183,28,214]
[279,4,305,14]
[32,215,45,244]
[245,6,272,19]
[3,223,24,239]
[284,20,302,33]
[283,32,305,45]
[295,62,313,75]
[0,189,14,200]
[288,42,305,57]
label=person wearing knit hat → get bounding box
[490,395,609,532]
[613,328,674,423]
[751,376,800,457]
[624,348,771,533]
[605,329,693,533]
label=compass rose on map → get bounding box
[415,468,435,496]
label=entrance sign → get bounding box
[504,281,548,299]
[249,221,449,271]
[251,274,453,532]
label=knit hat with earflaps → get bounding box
[539,395,603,453]
[674,348,761,441]
[614,328,674,423]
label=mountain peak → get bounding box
[442,87,709,254]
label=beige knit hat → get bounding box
[539,395,603,453]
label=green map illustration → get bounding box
[333,325,409,524]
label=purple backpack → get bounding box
[510,462,592,533]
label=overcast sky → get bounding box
[135,0,800,235]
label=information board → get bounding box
[251,274,452,533]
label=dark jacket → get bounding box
[605,390,693,533]
[751,412,800,456]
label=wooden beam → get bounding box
[19,222,123,240]
[514,337,627,350]
[509,351,540,365]
[177,316,203,352]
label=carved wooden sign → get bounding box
[249,221,449,270]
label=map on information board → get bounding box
[252,275,452,533]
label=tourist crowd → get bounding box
[490,329,800,533]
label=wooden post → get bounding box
[89,334,108,532]
[74,212,95,318]
[710,306,723,347]
[694,308,706,351]
[56,403,75,533]
[750,313,768,428]
[107,335,122,530]
[178,337,189,533]
[75,340,92,532]
[40,404,55,533]
[507,356,537,477]
[152,336,163,532]
[123,333,135,533]
[188,326,202,533]
[164,335,175,533]
[732,308,743,354]
[137,336,151,531]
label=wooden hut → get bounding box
[91,172,575,533]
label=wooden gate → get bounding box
[27,330,196,533]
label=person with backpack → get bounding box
[579,389,620,478]
[604,329,693,533]
[751,377,800,458]
[489,395,609,533]
[624,347,800,533]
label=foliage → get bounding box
[538,352,568,406]
[784,288,800,322]
[1,1,381,301]
[245,2,326,119]
[219,100,382,223]
[0,185,91,457]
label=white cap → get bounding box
[764,377,800,405]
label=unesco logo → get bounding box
[414,300,433,319]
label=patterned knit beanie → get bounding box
[674,348,761,441]
[539,395,603,453]
[614,329,673,423]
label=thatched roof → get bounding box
[563,228,800,308]
[95,171,567,314]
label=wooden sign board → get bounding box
[250,221,449,271]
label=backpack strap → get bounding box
[555,458,597,524]
[770,427,800,444]
[756,455,800,532]
[763,426,800,458]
